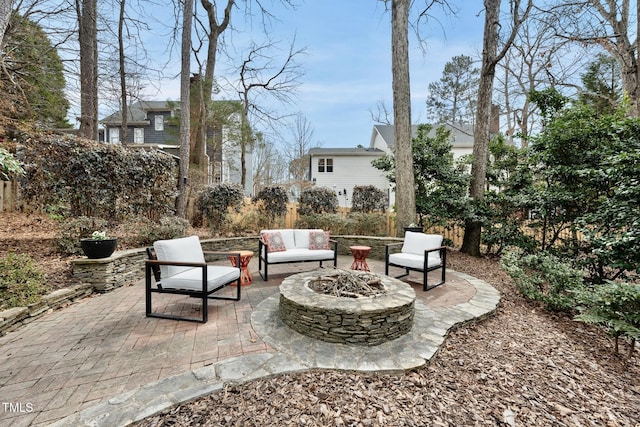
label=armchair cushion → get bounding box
[401,232,443,261]
[153,235,205,278]
[162,265,240,291]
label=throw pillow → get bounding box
[262,231,286,253]
[309,231,330,250]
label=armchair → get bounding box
[145,236,241,323]
[385,232,446,291]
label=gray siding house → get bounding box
[100,101,253,195]
[100,101,179,146]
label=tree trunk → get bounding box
[78,0,98,140]
[190,0,234,184]
[461,0,501,256]
[0,0,13,50]
[118,0,127,143]
[391,0,416,237]
[177,0,193,218]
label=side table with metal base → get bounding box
[229,250,254,286]
[350,245,371,271]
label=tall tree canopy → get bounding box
[1,13,70,129]
[426,54,479,125]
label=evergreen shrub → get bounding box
[0,252,48,310]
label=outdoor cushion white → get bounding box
[401,232,443,261]
[154,235,205,279]
[388,252,443,270]
[161,265,240,291]
[294,229,311,248]
[265,248,335,263]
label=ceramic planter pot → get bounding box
[80,238,118,259]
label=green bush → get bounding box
[501,250,585,311]
[253,186,289,228]
[296,214,348,235]
[125,216,189,247]
[55,216,109,255]
[197,183,245,232]
[19,133,178,221]
[298,187,338,216]
[574,281,640,359]
[0,252,48,310]
[351,185,388,213]
[348,212,387,236]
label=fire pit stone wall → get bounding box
[279,270,416,346]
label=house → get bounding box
[308,123,477,208]
[99,100,253,195]
[308,146,392,208]
[370,123,475,159]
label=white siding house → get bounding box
[308,147,392,208]
[370,124,475,159]
[307,123,477,209]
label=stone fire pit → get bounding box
[279,269,416,346]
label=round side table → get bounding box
[350,245,371,272]
[229,250,254,286]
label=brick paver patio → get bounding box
[0,256,476,426]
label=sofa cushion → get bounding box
[309,230,330,250]
[154,236,205,279]
[162,265,240,291]
[401,232,443,261]
[294,229,311,249]
[265,248,335,263]
[261,231,286,253]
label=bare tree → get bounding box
[252,132,288,191]
[177,0,193,217]
[544,0,638,115]
[460,0,532,257]
[77,0,98,140]
[495,11,581,146]
[236,39,305,187]
[282,112,316,183]
[369,99,393,125]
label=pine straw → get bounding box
[137,252,640,427]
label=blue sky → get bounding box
[146,1,486,149]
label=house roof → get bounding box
[100,100,175,125]
[308,147,385,156]
[370,124,475,149]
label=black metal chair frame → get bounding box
[145,248,241,323]
[384,243,447,291]
[257,237,338,281]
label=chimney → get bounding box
[490,104,500,135]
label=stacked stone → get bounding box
[279,270,416,346]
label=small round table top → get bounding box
[350,245,371,251]
[234,250,254,257]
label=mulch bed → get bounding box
[136,253,639,427]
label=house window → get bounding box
[134,128,144,144]
[154,115,164,131]
[318,158,333,173]
[109,128,119,144]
